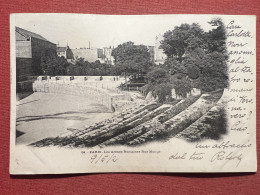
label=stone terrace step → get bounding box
[31,103,161,147]
[127,90,223,146]
[99,96,200,147]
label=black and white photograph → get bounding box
[10,14,256,174]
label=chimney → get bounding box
[89,41,90,49]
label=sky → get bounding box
[13,14,217,49]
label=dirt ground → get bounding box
[16,92,114,145]
[16,91,33,101]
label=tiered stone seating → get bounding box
[31,103,160,147]
[175,90,229,142]
[127,90,223,145]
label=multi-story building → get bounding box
[71,46,116,65]
[57,45,74,62]
[71,47,104,63]
[102,47,114,65]
[154,34,167,65]
[15,26,56,80]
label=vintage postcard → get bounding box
[10,14,257,174]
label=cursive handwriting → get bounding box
[211,151,242,167]
[169,152,187,160]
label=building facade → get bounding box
[146,46,155,63]
[102,47,114,65]
[57,46,67,58]
[154,34,167,65]
[57,45,74,62]
[15,27,56,80]
[71,48,103,63]
[71,47,116,65]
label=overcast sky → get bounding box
[13,14,217,49]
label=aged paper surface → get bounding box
[10,14,257,174]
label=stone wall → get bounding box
[33,76,131,112]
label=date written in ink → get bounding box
[90,154,118,164]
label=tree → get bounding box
[199,18,228,91]
[146,67,169,84]
[40,49,69,76]
[206,18,227,54]
[164,57,185,76]
[159,19,228,93]
[151,82,173,103]
[66,58,114,76]
[172,77,192,98]
[112,42,152,79]
[160,23,206,62]
[199,52,228,92]
[143,67,173,103]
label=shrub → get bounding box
[173,79,192,98]
[146,67,169,84]
[151,82,173,103]
[187,65,200,79]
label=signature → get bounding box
[211,151,242,167]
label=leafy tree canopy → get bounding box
[112,42,152,76]
[160,23,206,62]
[144,18,228,102]
[146,67,169,84]
[40,49,69,76]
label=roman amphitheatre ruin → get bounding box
[15,75,228,148]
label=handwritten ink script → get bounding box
[227,19,255,134]
[90,154,118,164]
[169,151,242,167]
[169,141,252,167]
[226,19,255,152]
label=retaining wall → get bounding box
[33,77,131,111]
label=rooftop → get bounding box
[15,26,49,42]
